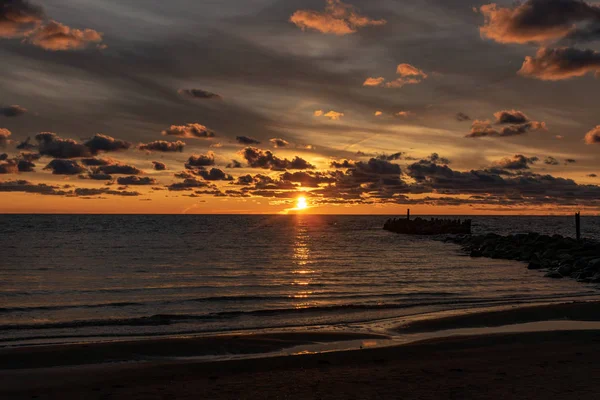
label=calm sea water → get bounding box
[1,215,599,346]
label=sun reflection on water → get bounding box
[291,219,318,308]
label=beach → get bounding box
[2,302,600,399]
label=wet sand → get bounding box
[2,302,600,399]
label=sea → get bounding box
[1,215,600,347]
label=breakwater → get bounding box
[384,217,471,235]
[445,233,600,282]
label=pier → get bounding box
[384,211,472,235]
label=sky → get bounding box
[1,0,600,214]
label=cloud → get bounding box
[73,187,140,197]
[26,20,103,51]
[270,138,289,148]
[177,88,222,100]
[16,137,35,150]
[236,136,261,145]
[0,180,67,195]
[366,63,428,88]
[80,158,113,166]
[313,110,344,120]
[478,0,600,45]
[544,156,560,165]
[226,160,243,168]
[36,132,91,158]
[186,153,216,168]
[84,134,131,153]
[0,128,11,147]
[116,176,157,186]
[395,111,413,118]
[456,112,471,122]
[16,159,35,172]
[374,111,383,116]
[152,161,167,171]
[167,177,210,191]
[0,160,18,174]
[195,168,233,181]
[494,109,529,124]
[466,118,546,138]
[0,153,6,161]
[0,105,27,117]
[565,158,577,164]
[290,0,386,36]
[363,77,385,87]
[93,164,142,175]
[139,140,185,152]
[241,147,315,170]
[330,159,356,169]
[495,154,539,170]
[0,0,43,39]
[280,171,336,187]
[519,47,600,80]
[44,159,87,175]
[162,123,215,139]
[585,125,600,144]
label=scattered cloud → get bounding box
[494,109,529,124]
[519,47,600,80]
[290,0,386,36]
[116,176,157,185]
[544,156,560,165]
[26,20,103,51]
[177,88,222,100]
[495,154,538,170]
[186,153,216,168]
[585,125,600,144]
[0,105,27,117]
[0,128,11,147]
[94,164,142,175]
[270,138,289,148]
[241,147,315,170]
[152,161,167,171]
[456,112,471,122]
[139,140,185,152]
[363,77,385,87]
[0,0,43,39]
[236,136,261,145]
[162,123,215,139]
[84,134,131,153]
[44,159,87,175]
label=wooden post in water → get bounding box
[576,212,581,241]
[407,209,410,221]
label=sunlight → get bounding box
[296,196,308,210]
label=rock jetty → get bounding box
[445,233,600,282]
[384,217,472,235]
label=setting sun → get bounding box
[296,196,308,210]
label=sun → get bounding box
[296,196,308,210]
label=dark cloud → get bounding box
[0,180,66,195]
[80,158,113,166]
[84,134,131,153]
[0,0,44,39]
[456,112,471,122]
[152,161,167,171]
[116,176,157,185]
[589,173,598,178]
[186,153,215,168]
[16,137,35,150]
[167,177,210,191]
[466,119,546,138]
[544,156,560,165]
[0,153,7,161]
[479,0,600,45]
[330,159,356,169]
[565,158,577,164]
[280,171,336,187]
[83,172,112,181]
[178,89,222,100]
[35,132,90,158]
[17,159,35,172]
[226,160,243,168]
[44,159,87,175]
[94,164,141,175]
[519,47,600,80]
[241,147,315,170]
[496,154,539,170]
[139,140,185,152]
[236,136,261,145]
[494,110,529,124]
[0,105,27,117]
[354,158,401,176]
[73,187,140,197]
[270,138,289,148]
[162,123,215,139]
[195,168,233,181]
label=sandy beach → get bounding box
[2,302,600,399]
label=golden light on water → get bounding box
[296,196,308,210]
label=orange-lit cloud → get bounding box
[0,0,43,38]
[585,126,600,144]
[0,128,11,147]
[363,77,385,87]
[290,0,386,36]
[26,20,103,51]
[323,110,344,120]
[162,123,215,139]
[374,111,383,116]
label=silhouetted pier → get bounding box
[384,211,471,235]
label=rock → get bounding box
[527,261,542,270]
[557,264,573,276]
[544,271,563,279]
